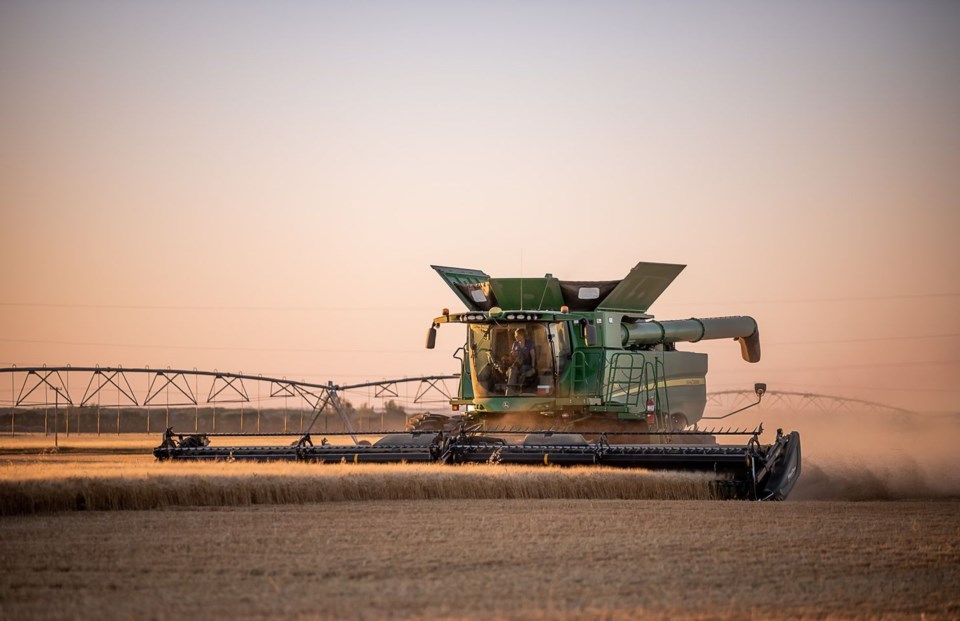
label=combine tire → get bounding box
[406,413,462,432]
[669,413,689,432]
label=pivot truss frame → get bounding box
[0,366,458,437]
[706,389,915,416]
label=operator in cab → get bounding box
[505,328,537,396]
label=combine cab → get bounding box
[155,261,801,501]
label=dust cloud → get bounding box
[739,407,960,501]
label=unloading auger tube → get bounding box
[621,316,761,363]
[154,425,802,501]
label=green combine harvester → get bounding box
[156,261,801,500]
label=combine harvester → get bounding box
[156,261,801,500]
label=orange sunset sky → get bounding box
[1,1,958,412]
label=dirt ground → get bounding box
[2,413,959,620]
[1,499,958,620]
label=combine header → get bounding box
[155,261,802,501]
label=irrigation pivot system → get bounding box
[0,367,457,436]
[1,261,804,501]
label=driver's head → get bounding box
[514,328,526,342]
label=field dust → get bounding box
[1,499,958,620]
[730,408,960,501]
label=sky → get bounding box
[1,0,958,412]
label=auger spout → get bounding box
[620,316,761,362]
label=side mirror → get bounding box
[425,325,437,349]
[754,383,767,399]
[583,323,598,347]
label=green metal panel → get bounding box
[567,316,605,398]
[597,262,685,313]
[488,278,565,311]
[602,350,708,421]
[570,349,604,397]
[433,262,684,313]
[431,265,491,311]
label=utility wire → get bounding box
[4,333,958,352]
[2,291,958,311]
[0,338,421,354]
[657,292,960,306]
[0,302,432,312]
[709,382,960,393]
[711,359,960,373]
[766,333,960,346]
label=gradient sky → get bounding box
[1,1,958,411]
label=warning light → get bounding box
[560,305,569,314]
[442,308,450,316]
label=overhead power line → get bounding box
[0,302,432,312]
[709,381,960,393]
[657,292,960,306]
[0,337,421,354]
[766,333,960,346]
[2,291,958,311]
[3,333,959,353]
[711,359,960,373]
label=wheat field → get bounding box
[1,499,958,620]
[2,418,959,620]
[0,453,720,515]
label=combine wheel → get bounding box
[179,434,210,448]
[406,413,444,431]
[406,413,462,432]
[660,413,718,446]
[669,413,689,432]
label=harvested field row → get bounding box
[2,500,959,620]
[0,460,719,515]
